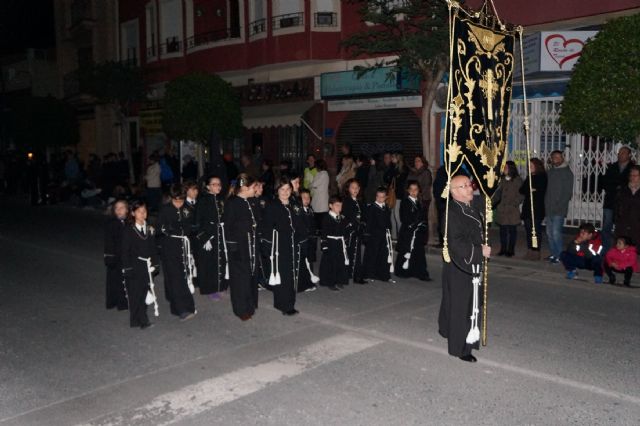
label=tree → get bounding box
[9,95,79,150]
[81,61,147,180]
[162,72,242,143]
[559,13,640,145]
[341,0,450,166]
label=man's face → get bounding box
[618,148,631,164]
[629,169,640,185]
[550,152,564,167]
[450,177,474,203]
[383,153,391,166]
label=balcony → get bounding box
[272,12,304,30]
[249,18,266,36]
[314,12,337,27]
[158,37,183,56]
[185,27,242,51]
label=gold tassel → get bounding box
[442,240,451,263]
[532,233,538,249]
[485,196,493,224]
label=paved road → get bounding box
[0,201,639,425]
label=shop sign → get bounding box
[518,31,598,75]
[327,95,422,112]
[140,108,164,135]
[321,68,420,99]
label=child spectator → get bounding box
[560,223,604,283]
[604,236,638,287]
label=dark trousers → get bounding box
[499,225,517,254]
[560,252,603,277]
[523,218,543,251]
[604,264,633,285]
[436,200,446,244]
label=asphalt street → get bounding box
[0,200,639,425]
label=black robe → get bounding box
[259,200,299,312]
[104,216,128,310]
[295,205,317,292]
[438,199,484,357]
[194,193,228,294]
[223,196,259,318]
[342,197,366,281]
[252,195,270,285]
[395,197,430,280]
[363,203,393,281]
[121,224,159,327]
[319,213,351,287]
[184,199,199,287]
[157,202,196,317]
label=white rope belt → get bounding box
[327,236,350,266]
[170,235,196,294]
[138,256,159,317]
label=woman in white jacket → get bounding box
[310,159,330,229]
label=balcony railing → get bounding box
[314,12,337,27]
[159,37,182,55]
[249,18,266,36]
[272,12,304,30]
[185,27,241,50]
[146,45,157,59]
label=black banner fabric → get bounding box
[445,13,515,197]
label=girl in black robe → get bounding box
[295,189,318,292]
[259,178,300,315]
[395,181,431,281]
[157,184,197,321]
[223,174,260,321]
[121,200,159,329]
[363,187,394,282]
[319,196,352,291]
[194,176,228,299]
[183,181,199,287]
[104,199,129,310]
[342,178,367,284]
[252,180,270,289]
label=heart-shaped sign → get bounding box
[544,34,585,69]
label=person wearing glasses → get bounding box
[438,175,491,363]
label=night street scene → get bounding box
[1,1,639,425]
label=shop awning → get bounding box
[242,101,316,129]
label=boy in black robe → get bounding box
[104,199,129,310]
[295,189,318,292]
[395,181,431,281]
[157,184,197,321]
[363,187,394,282]
[319,196,351,291]
[438,175,491,363]
[342,179,367,284]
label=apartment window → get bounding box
[314,0,336,27]
[272,0,304,31]
[121,20,139,65]
[145,2,158,59]
[249,0,266,36]
[160,0,183,55]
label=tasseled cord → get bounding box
[220,222,230,280]
[306,259,320,284]
[466,264,481,344]
[269,229,281,286]
[386,229,395,273]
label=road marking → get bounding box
[80,333,380,426]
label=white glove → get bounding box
[203,240,213,251]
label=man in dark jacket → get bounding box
[559,223,604,284]
[544,151,574,263]
[600,146,634,253]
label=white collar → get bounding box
[187,198,196,204]
[329,211,339,218]
[375,201,385,208]
[409,196,417,203]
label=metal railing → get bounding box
[185,27,241,50]
[249,18,266,36]
[158,38,182,55]
[146,45,157,59]
[272,12,304,30]
[314,12,337,27]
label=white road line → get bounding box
[80,333,380,426]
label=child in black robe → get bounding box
[295,189,318,292]
[363,187,394,282]
[157,184,197,321]
[395,180,431,281]
[342,178,367,284]
[121,200,159,329]
[223,174,260,321]
[319,195,351,291]
[104,199,129,310]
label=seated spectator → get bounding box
[604,236,638,287]
[560,223,604,283]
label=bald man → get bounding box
[438,175,491,362]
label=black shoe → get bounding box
[328,286,340,291]
[623,282,631,287]
[419,276,432,282]
[354,279,368,285]
[140,322,154,330]
[283,309,299,316]
[337,284,345,289]
[506,251,514,258]
[497,250,506,256]
[608,274,616,285]
[459,354,477,363]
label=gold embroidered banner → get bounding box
[445,12,515,197]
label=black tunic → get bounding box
[104,216,128,310]
[395,197,430,280]
[342,197,366,281]
[223,196,259,318]
[121,224,159,327]
[319,213,351,287]
[157,202,196,317]
[295,205,317,292]
[194,193,228,294]
[259,200,299,312]
[363,203,393,281]
[252,195,270,285]
[438,199,484,357]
